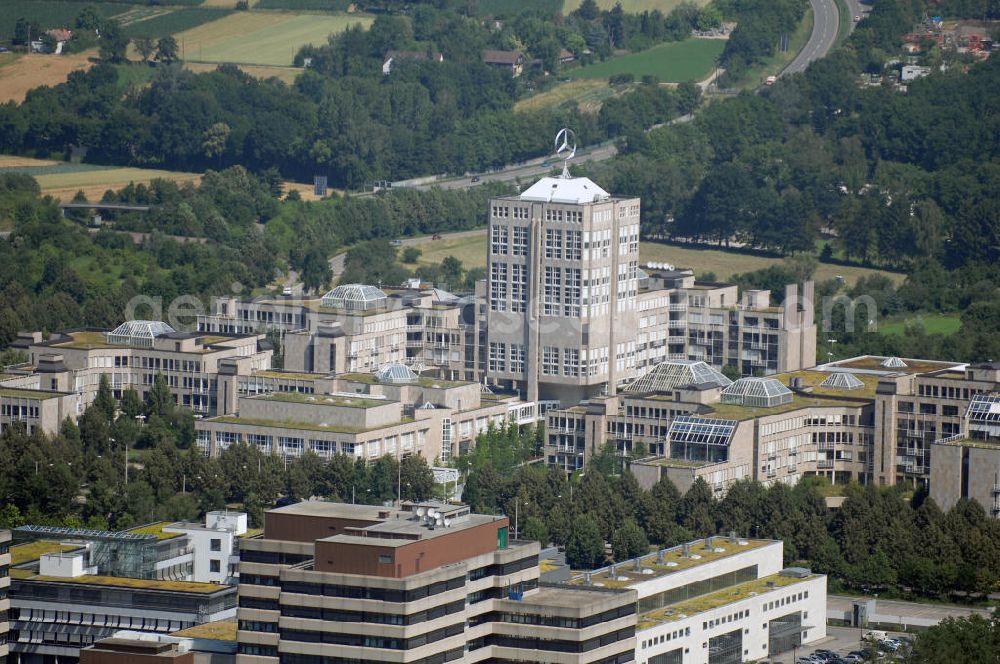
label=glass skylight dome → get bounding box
[105,320,175,348]
[881,356,908,369]
[376,362,418,384]
[321,284,387,311]
[720,377,793,408]
[819,372,865,390]
[624,360,732,394]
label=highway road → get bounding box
[784,0,841,75]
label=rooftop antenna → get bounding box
[554,127,576,179]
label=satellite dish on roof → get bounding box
[416,506,427,518]
[435,514,445,526]
[444,517,452,528]
[426,509,437,520]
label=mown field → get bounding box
[175,11,372,65]
[411,230,906,287]
[0,2,227,41]
[118,7,232,39]
[0,1,124,40]
[0,51,94,103]
[569,38,725,83]
[878,314,961,337]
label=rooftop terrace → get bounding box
[255,370,325,381]
[637,572,816,630]
[705,393,870,421]
[205,415,369,434]
[569,538,769,589]
[127,522,183,540]
[339,372,467,389]
[10,540,82,566]
[934,436,1000,450]
[826,356,962,375]
[0,387,71,401]
[171,619,237,641]
[250,392,387,408]
[13,572,227,593]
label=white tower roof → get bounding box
[519,176,610,205]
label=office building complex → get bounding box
[6,517,246,662]
[236,500,637,664]
[1,530,9,664]
[4,322,272,430]
[931,391,1000,515]
[197,365,530,463]
[567,536,826,664]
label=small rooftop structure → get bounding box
[881,356,908,369]
[624,360,732,394]
[321,284,387,311]
[818,372,865,390]
[375,362,419,384]
[519,176,610,205]
[105,320,175,348]
[720,377,793,408]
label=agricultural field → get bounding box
[473,0,563,15]
[174,11,372,65]
[0,51,94,103]
[0,157,201,202]
[254,0,354,9]
[569,38,725,83]
[118,7,233,40]
[184,60,301,84]
[0,1,125,41]
[514,78,618,113]
[563,0,709,13]
[411,230,906,287]
[878,314,962,337]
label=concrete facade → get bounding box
[565,537,826,664]
[1,530,9,664]
[236,501,636,664]
[7,326,271,418]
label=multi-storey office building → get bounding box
[198,364,529,463]
[7,322,271,419]
[7,531,236,664]
[483,172,817,406]
[567,536,826,664]
[1,530,10,664]
[236,500,637,664]
[199,286,482,383]
[485,175,642,405]
[931,392,1000,515]
[550,363,877,489]
[0,385,81,437]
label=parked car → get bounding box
[471,175,481,183]
[541,160,551,167]
[389,239,403,247]
[281,286,293,296]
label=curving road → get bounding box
[783,0,841,75]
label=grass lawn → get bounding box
[563,0,709,12]
[412,231,905,288]
[175,11,373,66]
[879,314,961,337]
[569,39,725,83]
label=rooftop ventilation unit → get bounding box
[657,549,666,564]
[634,557,642,571]
[779,567,812,578]
[704,536,714,549]
[729,531,738,543]
[682,543,690,557]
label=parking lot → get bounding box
[766,626,910,663]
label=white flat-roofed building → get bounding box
[566,536,826,664]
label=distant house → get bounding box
[44,28,73,54]
[559,48,576,64]
[901,64,931,81]
[382,49,444,75]
[482,49,524,77]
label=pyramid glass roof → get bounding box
[819,372,865,390]
[624,360,732,394]
[322,284,387,311]
[720,377,793,408]
[376,362,418,384]
[881,356,908,368]
[106,320,175,348]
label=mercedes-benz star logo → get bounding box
[554,127,576,177]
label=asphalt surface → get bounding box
[784,0,842,75]
[828,594,994,627]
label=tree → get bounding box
[401,247,421,263]
[400,454,435,501]
[521,516,549,544]
[156,36,179,64]
[202,122,231,167]
[144,373,174,419]
[908,611,1000,664]
[611,518,649,561]
[135,37,156,63]
[99,21,129,63]
[566,514,604,569]
[576,0,600,20]
[300,248,332,294]
[93,374,117,423]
